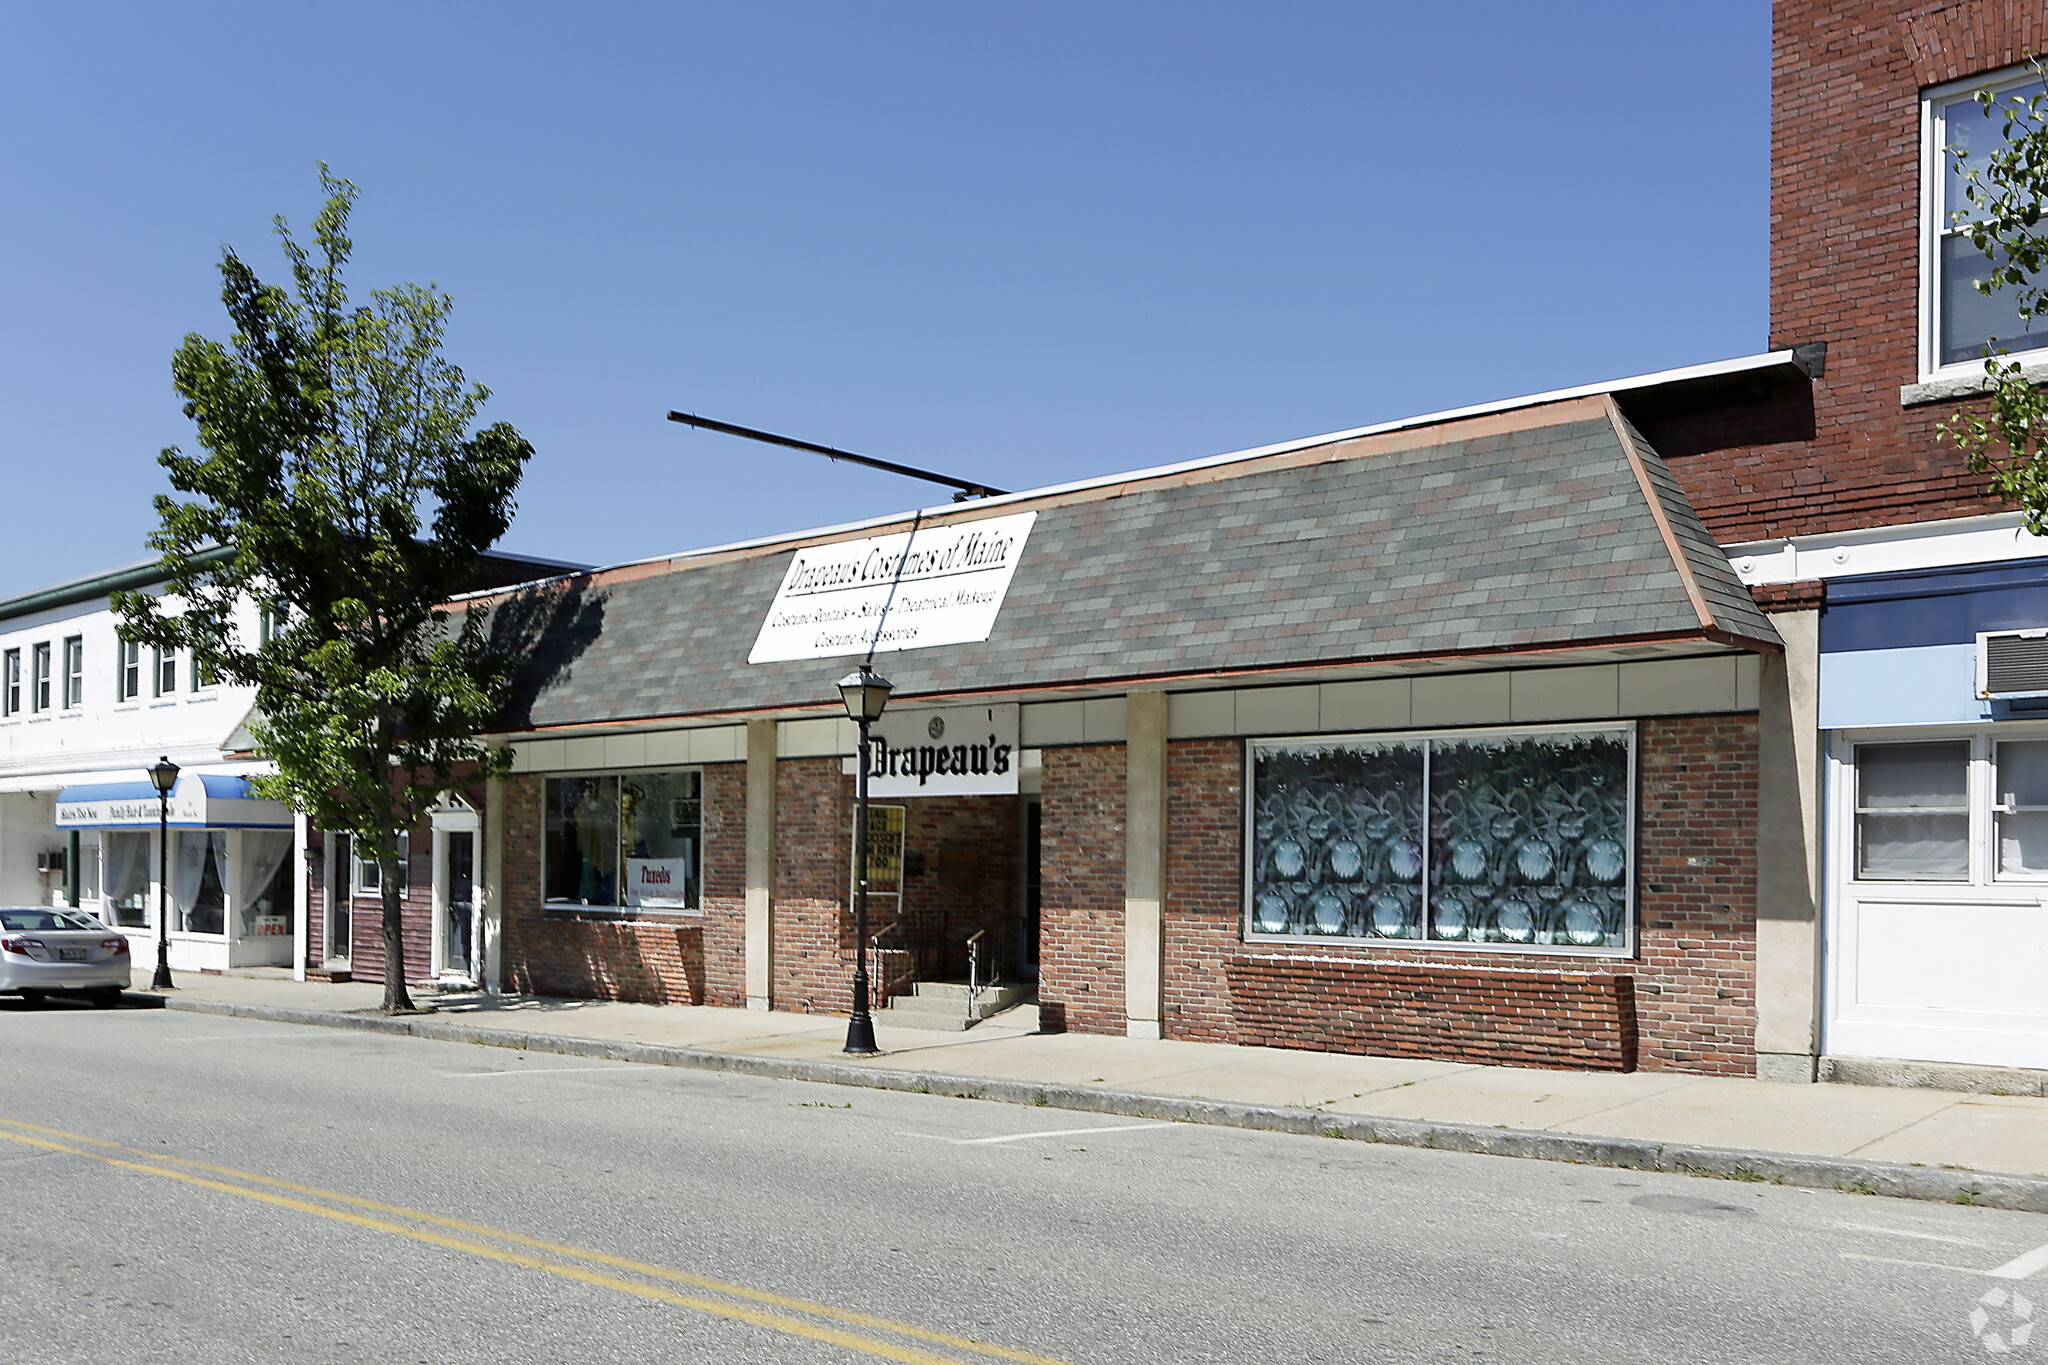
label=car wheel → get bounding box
[18,990,44,1006]
[89,988,123,1009]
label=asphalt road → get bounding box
[2,997,2045,1364]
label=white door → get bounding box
[430,802,481,983]
[1828,732,2048,1069]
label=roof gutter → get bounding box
[0,545,234,625]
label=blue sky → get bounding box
[0,3,1770,599]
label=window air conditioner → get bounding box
[35,849,66,875]
[1978,629,2048,699]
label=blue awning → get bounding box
[54,774,293,830]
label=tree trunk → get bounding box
[376,831,414,1012]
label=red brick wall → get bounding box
[1633,714,1759,1075]
[1225,958,1638,1071]
[700,763,746,1007]
[1036,744,1126,1034]
[1155,719,1759,1076]
[769,757,855,1013]
[1654,1,2041,545]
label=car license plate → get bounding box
[58,948,87,962]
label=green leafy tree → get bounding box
[118,168,532,1011]
[1939,61,2048,529]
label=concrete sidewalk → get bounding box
[121,969,2048,1209]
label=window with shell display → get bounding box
[1247,727,1632,953]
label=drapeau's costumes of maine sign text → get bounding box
[748,511,1037,664]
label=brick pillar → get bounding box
[1125,690,1167,1039]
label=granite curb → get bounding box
[165,997,2048,1215]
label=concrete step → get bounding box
[875,981,1028,1031]
[910,980,1027,1008]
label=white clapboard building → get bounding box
[0,554,300,975]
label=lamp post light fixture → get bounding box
[836,665,893,1054]
[147,756,180,991]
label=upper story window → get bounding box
[62,637,82,708]
[1,649,18,716]
[1924,68,2048,377]
[153,646,176,698]
[117,640,141,702]
[29,643,50,712]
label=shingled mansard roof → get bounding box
[477,394,1779,734]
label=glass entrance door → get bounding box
[441,830,475,978]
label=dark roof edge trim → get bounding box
[0,546,235,625]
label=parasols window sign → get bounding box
[748,512,1037,664]
[1247,724,1634,956]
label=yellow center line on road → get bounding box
[0,1118,1072,1365]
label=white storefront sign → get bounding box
[748,511,1037,664]
[861,704,1020,798]
[625,852,693,910]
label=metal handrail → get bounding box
[965,929,1002,1022]
[870,921,914,1010]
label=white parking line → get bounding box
[1838,1222,1976,1247]
[952,1122,1175,1146]
[1839,1252,1989,1275]
[444,1067,643,1078]
[1988,1241,2048,1281]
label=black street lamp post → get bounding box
[148,756,179,991]
[837,665,893,1055]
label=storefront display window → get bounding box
[1248,726,1633,953]
[236,832,294,938]
[103,831,149,928]
[174,831,227,935]
[544,769,702,912]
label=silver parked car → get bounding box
[0,908,130,1006]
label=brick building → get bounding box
[292,0,2048,1085]
[417,393,1788,1076]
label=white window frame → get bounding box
[540,767,705,917]
[1,648,18,716]
[1919,64,2048,382]
[30,642,50,712]
[352,834,409,896]
[1242,721,1637,959]
[152,646,176,698]
[61,636,82,709]
[1843,723,2048,888]
[117,639,141,702]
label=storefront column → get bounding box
[1755,610,1822,1081]
[1125,690,1167,1040]
[745,718,776,1011]
[482,763,507,994]
[292,814,309,982]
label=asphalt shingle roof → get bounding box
[483,397,1777,731]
